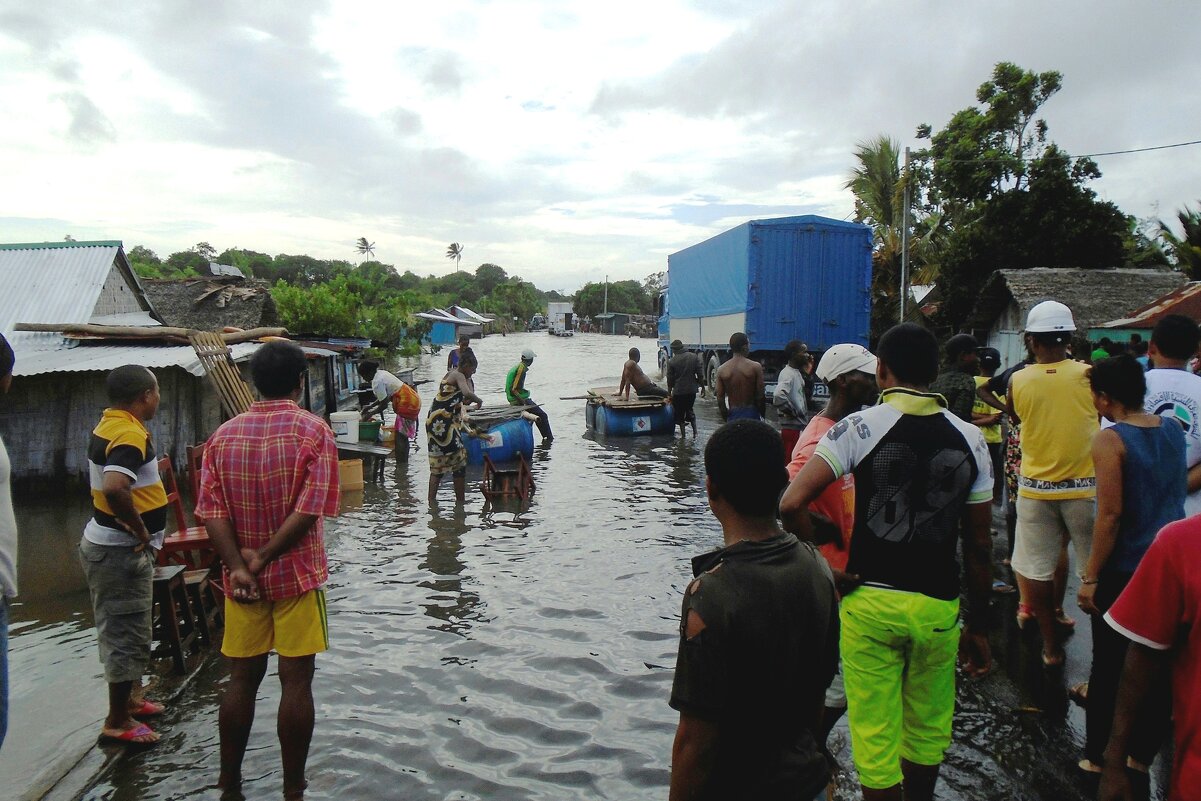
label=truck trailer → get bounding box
[657,215,872,396]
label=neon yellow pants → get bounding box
[840,586,960,789]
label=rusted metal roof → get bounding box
[0,241,156,354]
[1098,281,1201,329]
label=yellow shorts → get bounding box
[221,589,329,658]
[841,586,960,789]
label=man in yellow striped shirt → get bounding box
[79,365,168,745]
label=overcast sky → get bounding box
[1,0,1197,292]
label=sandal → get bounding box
[1069,682,1089,707]
[992,579,1016,594]
[1017,602,1035,628]
[1055,608,1077,629]
[100,722,160,744]
[130,698,165,718]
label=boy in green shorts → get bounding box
[780,323,994,801]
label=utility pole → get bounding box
[900,146,911,321]
[603,275,609,316]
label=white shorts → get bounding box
[1011,496,1094,582]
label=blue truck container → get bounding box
[657,215,872,391]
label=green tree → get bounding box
[193,241,217,261]
[1160,202,1201,278]
[165,249,207,277]
[573,279,650,318]
[128,245,164,278]
[272,279,358,336]
[475,263,508,295]
[915,62,1130,326]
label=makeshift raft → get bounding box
[582,386,674,436]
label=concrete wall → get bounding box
[91,263,144,317]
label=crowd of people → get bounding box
[666,305,1201,801]
[4,302,1201,801]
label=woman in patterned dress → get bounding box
[426,353,482,504]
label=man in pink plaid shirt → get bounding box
[197,341,339,801]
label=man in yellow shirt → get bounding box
[1007,301,1098,666]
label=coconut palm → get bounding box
[1160,202,1201,279]
[446,242,463,271]
[355,237,376,261]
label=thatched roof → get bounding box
[143,278,278,331]
[964,268,1186,334]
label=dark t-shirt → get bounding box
[929,368,976,422]
[669,533,837,800]
[987,360,1030,396]
[666,351,704,396]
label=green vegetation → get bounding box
[125,242,586,352]
[848,61,1188,334]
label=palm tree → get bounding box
[1160,202,1201,279]
[355,237,376,261]
[446,242,463,271]
[845,136,942,337]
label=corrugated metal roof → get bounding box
[206,262,246,278]
[13,342,261,378]
[0,241,155,355]
[449,304,494,323]
[1099,281,1201,329]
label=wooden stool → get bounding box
[184,569,222,648]
[481,454,534,502]
[152,564,199,674]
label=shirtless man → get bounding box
[617,348,668,400]
[716,332,765,422]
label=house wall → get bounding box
[986,300,1028,371]
[92,263,145,317]
[0,366,223,486]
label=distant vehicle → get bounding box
[657,215,872,403]
[547,302,575,336]
[527,313,548,332]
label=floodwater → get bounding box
[1,332,1141,800]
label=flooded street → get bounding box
[4,332,1122,800]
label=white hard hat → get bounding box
[1025,300,1076,333]
[816,344,878,382]
[521,349,536,361]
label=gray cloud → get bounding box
[57,91,117,145]
[421,51,465,95]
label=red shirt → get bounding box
[1106,517,1201,800]
[786,416,855,573]
[196,400,340,601]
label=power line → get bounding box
[927,138,1201,164]
[1076,139,1201,158]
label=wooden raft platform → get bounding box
[587,386,669,410]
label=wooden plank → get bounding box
[587,386,669,410]
[189,331,255,418]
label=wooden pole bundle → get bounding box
[14,323,287,344]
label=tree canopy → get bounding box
[847,62,1141,330]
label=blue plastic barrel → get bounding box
[587,401,674,436]
[462,418,535,465]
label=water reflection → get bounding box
[420,508,482,636]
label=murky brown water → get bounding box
[3,332,1147,800]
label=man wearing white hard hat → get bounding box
[1008,300,1098,666]
[506,349,553,442]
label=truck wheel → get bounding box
[706,354,720,392]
